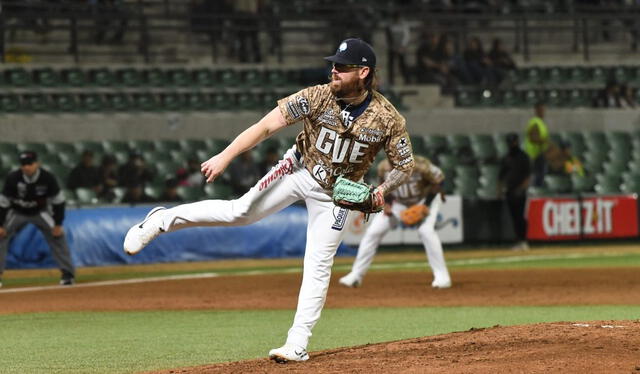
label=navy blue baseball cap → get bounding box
[19,150,38,165]
[324,38,376,68]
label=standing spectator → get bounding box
[118,152,154,189]
[227,151,261,196]
[385,11,412,85]
[0,151,76,287]
[67,150,102,195]
[98,154,119,202]
[498,134,531,251]
[462,37,498,86]
[524,102,551,187]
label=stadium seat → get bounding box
[177,185,205,201]
[570,174,596,193]
[144,185,163,201]
[212,92,235,110]
[79,93,105,112]
[117,68,143,87]
[594,180,621,194]
[544,175,572,194]
[185,92,211,111]
[566,66,587,84]
[0,142,18,156]
[61,68,87,87]
[179,139,207,153]
[620,179,640,193]
[453,178,479,198]
[522,89,540,107]
[132,92,159,111]
[455,90,478,107]
[478,90,498,107]
[111,187,126,203]
[260,91,279,110]
[46,141,77,155]
[101,140,130,154]
[424,134,448,156]
[236,92,260,110]
[127,140,155,153]
[501,90,522,107]
[0,94,20,112]
[265,69,290,87]
[75,187,99,205]
[90,68,116,87]
[106,93,132,111]
[454,165,480,181]
[193,69,215,87]
[241,69,264,87]
[521,67,542,85]
[62,189,77,207]
[409,135,427,155]
[75,141,104,155]
[145,68,167,87]
[52,93,78,112]
[23,93,50,112]
[204,183,234,199]
[161,92,186,111]
[153,140,181,153]
[34,68,60,87]
[590,66,608,85]
[167,69,192,87]
[565,89,590,107]
[479,164,500,187]
[5,68,32,86]
[527,185,549,197]
[218,69,241,87]
[154,160,181,177]
[437,154,459,170]
[546,89,564,107]
[470,135,497,162]
[546,66,566,84]
[17,142,49,155]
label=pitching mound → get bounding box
[153,320,640,373]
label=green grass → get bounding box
[1,306,639,374]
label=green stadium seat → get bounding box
[193,69,215,87]
[23,93,50,112]
[44,162,70,184]
[437,154,459,170]
[260,91,279,110]
[566,66,588,83]
[118,68,142,87]
[566,89,590,107]
[167,69,192,87]
[5,68,32,86]
[501,90,522,107]
[212,92,234,110]
[75,141,104,155]
[478,89,498,107]
[455,90,478,107]
[161,92,186,111]
[90,68,116,87]
[546,89,564,107]
[61,68,87,87]
[424,134,448,155]
[0,94,20,112]
[185,92,211,111]
[620,179,640,193]
[521,67,542,85]
[544,174,572,193]
[476,185,498,199]
[153,140,181,153]
[528,185,550,197]
[17,142,49,155]
[145,68,167,87]
[594,180,621,194]
[79,93,105,112]
[479,164,500,189]
[107,93,132,111]
[218,69,240,87]
[52,93,78,112]
[265,69,289,87]
[204,183,234,199]
[204,138,230,154]
[236,92,260,110]
[127,140,155,153]
[0,142,18,156]
[570,174,595,193]
[177,185,205,201]
[46,141,77,155]
[144,185,164,200]
[446,134,471,155]
[101,140,130,154]
[583,132,609,152]
[611,66,629,83]
[132,92,159,111]
[179,139,207,153]
[74,187,99,205]
[590,66,608,85]
[56,150,78,167]
[241,69,264,87]
[409,135,427,155]
[546,66,566,84]
[522,89,540,107]
[453,179,479,198]
[34,68,60,87]
[111,187,126,203]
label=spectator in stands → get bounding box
[462,37,497,86]
[259,146,281,175]
[121,183,156,205]
[620,84,637,108]
[415,31,442,84]
[176,156,205,187]
[118,152,154,189]
[498,133,531,251]
[524,101,551,187]
[67,150,102,194]
[431,34,463,93]
[159,178,183,203]
[592,80,622,108]
[227,151,261,196]
[385,11,412,85]
[0,151,76,287]
[98,154,119,202]
[488,38,516,83]
[547,140,585,177]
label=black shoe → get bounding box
[60,277,75,286]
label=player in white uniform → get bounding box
[123,38,415,363]
[339,156,452,289]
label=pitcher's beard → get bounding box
[330,77,365,100]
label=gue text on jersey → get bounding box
[315,127,369,163]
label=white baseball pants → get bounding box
[348,194,451,284]
[153,146,353,349]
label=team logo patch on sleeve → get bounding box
[331,207,348,231]
[297,96,310,115]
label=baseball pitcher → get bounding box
[123,38,415,363]
[340,155,451,289]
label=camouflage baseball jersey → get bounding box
[277,84,414,191]
[378,155,444,206]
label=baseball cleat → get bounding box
[431,279,452,289]
[123,206,166,255]
[338,273,362,288]
[269,344,309,363]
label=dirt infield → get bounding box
[1,265,639,373]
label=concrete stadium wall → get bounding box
[3,108,640,143]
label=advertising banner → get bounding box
[342,195,463,246]
[527,195,639,240]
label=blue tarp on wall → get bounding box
[6,205,356,269]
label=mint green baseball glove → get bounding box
[332,176,383,214]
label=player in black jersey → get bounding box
[0,151,75,288]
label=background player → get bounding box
[0,151,76,287]
[339,155,452,289]
[123,38,415,363]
